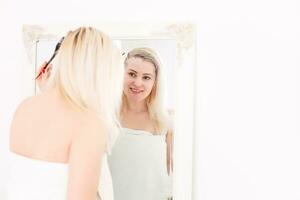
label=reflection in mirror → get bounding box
[108,40,176,200]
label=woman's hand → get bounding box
[36,61,52,92]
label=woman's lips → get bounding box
[130,87,143,94]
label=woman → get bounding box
[7,27,123,200]
[108,47,173,200]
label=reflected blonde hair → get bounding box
[49,27,123,152]
[123,47,168,134]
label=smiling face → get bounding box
[123,57,156,103]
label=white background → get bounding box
[0,0,299,200]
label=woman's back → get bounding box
[8,88,107,200]
[10,88,80,163]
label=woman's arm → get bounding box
[166,109,174,176]
[166,130,173,176]
[67,117,106,200]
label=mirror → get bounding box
[22,23,196,200]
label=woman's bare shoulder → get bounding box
[12,96,39,120]
[9,96,41,143]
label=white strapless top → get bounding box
[6,152,113,200]
[6,152,68,200]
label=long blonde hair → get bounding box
[123,47,168,134]
[49,27,123,151]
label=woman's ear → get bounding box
[45,64,53,79]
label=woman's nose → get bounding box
[133,78,143,87]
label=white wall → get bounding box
[0,0,299,200]
[194,0,300,199]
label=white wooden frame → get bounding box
[22,22,197,200]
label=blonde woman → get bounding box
[7,27,123,200]
[108,47,173,200]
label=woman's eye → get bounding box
[128,72,136,77]
[143,76,151,80]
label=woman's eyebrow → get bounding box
[128,69,154,76]
[143,73,154,77]
[128,69,137,73]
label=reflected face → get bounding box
[124,57,156,103]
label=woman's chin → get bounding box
[127,94,146,103]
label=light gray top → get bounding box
[108,128,172,200]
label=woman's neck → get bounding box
[124,98,148,113]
